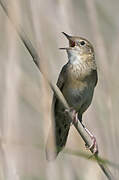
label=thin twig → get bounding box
[0,0,116,179]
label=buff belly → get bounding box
[62,84,94,113]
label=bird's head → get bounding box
[60,32,95,64]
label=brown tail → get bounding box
[46,118,70,161]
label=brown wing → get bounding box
[95,70,98,87]
[52,64,67,106]
[46,64,71,160]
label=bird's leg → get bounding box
[65,109,98,154]
[73,112,98,154]
[69,110,98,154]
[81,123,98,154]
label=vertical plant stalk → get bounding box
[2,1,21,180]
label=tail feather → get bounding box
[46,118,70,161]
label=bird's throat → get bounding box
[68,52,82,65]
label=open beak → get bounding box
[59,47,73,51]
[59,33,70,50]
[62,32,71,40]
[59,47,67,50]
[62,32,75,47]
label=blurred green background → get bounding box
[0,0,119,179]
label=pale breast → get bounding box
[62,65,97,113]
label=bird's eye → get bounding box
[80,41,85,46]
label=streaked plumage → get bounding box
[46,33,98,160]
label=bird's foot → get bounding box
[84,127,98,155]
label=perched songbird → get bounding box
[46,32,98,160]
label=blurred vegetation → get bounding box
[0,0,119,179]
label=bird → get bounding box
[46,32,98,161]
